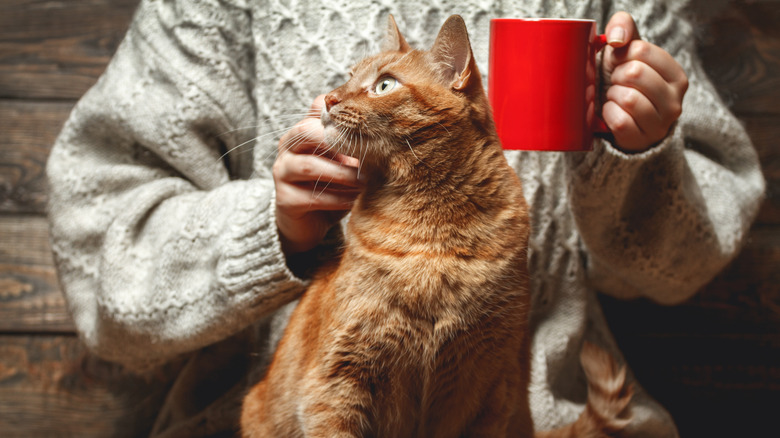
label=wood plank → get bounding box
[0,100,73,214]
[0,334,173,437]
[0,216,73,333]
[0,0,139,100]
[696,226,780,324]
[697,1,780,116]
[744,116,780,225]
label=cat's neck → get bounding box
[365,132,505,209]
[350,134,518,248]
[341,133,528,318]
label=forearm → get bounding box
[45,0,302,369]
[565,0,764,303]
[48,146,306,368]
[568,96,764,304]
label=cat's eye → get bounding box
[374,77,397,95]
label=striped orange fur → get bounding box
[241,15,632,438]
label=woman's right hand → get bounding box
[273,95,363,256]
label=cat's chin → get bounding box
[319,107,333,126]
[320,112,344,147]
[321,124,344,150]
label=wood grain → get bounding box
[0,335,173,437]
[0,216,73,333]
[0,100,73,214]
[0,0,139,100]
[744,116,780,225]
[697,1,780,116]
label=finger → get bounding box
[610,60,680,121]
[332,153,360,168]
[278,117,327,154]
[604,11,640,48]
[275,153,362,188]
[276,182,358,213]
[612,40,688,87]
[602,100,648,152]
[606,84,667,141]
[309,94,326,117]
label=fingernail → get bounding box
[608,27,626,44]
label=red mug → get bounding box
[488,18,608,151]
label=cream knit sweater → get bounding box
[46,0,765,436]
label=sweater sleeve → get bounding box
[567,0,766,305]
[46,0,306,370]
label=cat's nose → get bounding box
[324,93,341,112]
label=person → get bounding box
[45,0,765,437]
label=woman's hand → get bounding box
[273,95,363,255]
[601,12,689,153]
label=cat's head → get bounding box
[321,15,494,180]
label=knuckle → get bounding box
[670,102,683,119]
[611,111,633,133]
[272,159,283,178]
[298,160,315,178]
[620,88,641,111]
[624,61,644,81]
[630,40,652,59]
[678,76,690,94]
[278,130,299,151]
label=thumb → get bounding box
[309,94,326,118]
[604,11,640,48]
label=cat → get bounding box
[241,15,632,438]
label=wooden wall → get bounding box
[0,0,778,436]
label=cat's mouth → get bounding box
[320,107,334,127]
[321,107,371,156]
[321,107,364,131]
[321,110,390,174]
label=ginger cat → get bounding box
[241,15,632,438]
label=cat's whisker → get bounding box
[218,122,310,165]
[273,132,315,165]
[405,137,431,169]
[216,125,263,137]
[325,124,349,157]
[314,174,339,202]
[314,128,341,158]
[217,137,259,164]
[346,127,356,163]
[280,130,317,155]
[314,140,338,161]
[215,111,314,137]
[358,127,367,181]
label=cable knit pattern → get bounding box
[46,0,765,436]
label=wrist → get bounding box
[276,215,312,257]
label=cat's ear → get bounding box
[430,15,481,92]
[380,15,412,53]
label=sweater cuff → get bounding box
[567,125,681,192]
[216,180,307,310]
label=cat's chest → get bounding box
[330,245,526,354]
